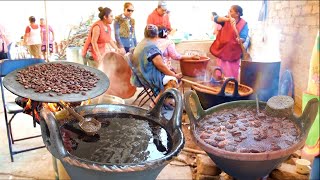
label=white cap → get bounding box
[158,1,167,10]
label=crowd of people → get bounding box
[0,16,55,61]
[1,1,250,108]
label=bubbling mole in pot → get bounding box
[60,114,172,164]
[197,105,300,153]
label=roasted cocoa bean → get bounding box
[15,63,99,96]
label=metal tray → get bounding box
[3,61,109,102]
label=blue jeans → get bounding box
[7,43,12,59]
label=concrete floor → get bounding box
[0,86,193,180]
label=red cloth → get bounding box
[147,9,172,31]
[25,24,39,33]
[210,18,246,61]
[82,21,111,61]
[215,58,241,80]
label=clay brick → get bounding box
[196,154,221,176]
[270,163,309,180]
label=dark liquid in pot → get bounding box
[197,105,300,153]
[60,114,172,164]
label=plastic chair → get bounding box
[0,58,46,162]
[123,53,156,107]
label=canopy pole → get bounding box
[44,0,49,62]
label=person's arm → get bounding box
[114,20,123,48]
[50,26,55,42]
[40,28,43,43]
[166,43,182,60]
[166,43,199,60]
[23,26,30,45]
[133,30,137,47]
[91,25,102,60]
[109,40,122,53]
[152,54,177,77]
[214,15,230,26]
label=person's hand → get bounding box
[118,48,126,55]
[174,73,183,79]
[229,17,236,27]
[97,54,103,63]
[236,37,244,44]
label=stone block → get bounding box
[196,154,221,176]
[312,4,319,14]
[290,1,306,8]
[295,17,305,26]
[196,174,220,180]
[285,157,298,165]
[220,172,234,180]
[292,7,301,16]
[156,164,192,180]
[301,5,313,15]
[304,16,318,26]
[270,163,309,180]
[281,1,290,8]
[275,3,282,10]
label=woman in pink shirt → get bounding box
[156,27,199,73]
[40,18,55,61]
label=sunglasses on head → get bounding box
[127,9,134,12]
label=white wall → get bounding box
[0,1,262,43]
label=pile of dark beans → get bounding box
[16,63,100,96]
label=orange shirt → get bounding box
[82,20,111,61]
[147,9,172,31]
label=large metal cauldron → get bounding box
[192,78,253,110]
[184,90,319,180]
[40,89,184,180]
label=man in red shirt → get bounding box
[147,1,172,32]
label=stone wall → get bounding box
[262,1,319,110]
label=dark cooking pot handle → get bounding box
[298,98,319,135]
[148,88,183,133]
[184,90,206,125]
[40,108,68,159]
[217,77,240,97]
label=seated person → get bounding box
[131,24,182,108]
[156,26,199,72]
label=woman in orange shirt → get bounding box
[82,7,121,68]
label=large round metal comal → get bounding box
[3,61,110,102]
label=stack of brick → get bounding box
[195,154,222,180]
